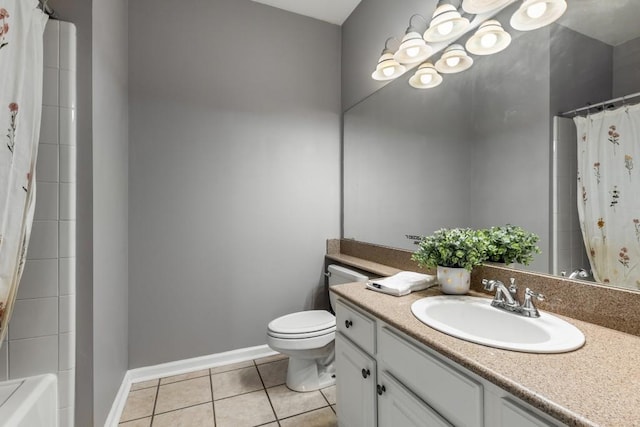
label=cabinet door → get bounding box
[378,371,453,427]
[378,326,483,427]
[335,332,377,427]
[499,398,556,427]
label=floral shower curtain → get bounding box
[575,102,640,290]
[0,0,47,341]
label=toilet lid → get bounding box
[268,310,336,336]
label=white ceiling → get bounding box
[559,0,640,46]
[251,0,362,25]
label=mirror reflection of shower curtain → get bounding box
[0,0,47,341]
[574,103,640,289]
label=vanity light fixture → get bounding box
[510,0,567,31]
[371,37,407,81]
[435,44,474,74]
[409,62,443,89]
[465,20,511,55]
[394,14,433,65]
[423,4,470,43]
[461,0,512,14]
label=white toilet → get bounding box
[267,264,369,392]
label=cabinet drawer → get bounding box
[336,300,376,355]
[378,371,452,427]
[378,326,483,427]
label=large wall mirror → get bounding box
[343,1,640,291]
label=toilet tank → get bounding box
[327,264,368,312]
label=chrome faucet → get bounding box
[482,278,518,310]
[482,278,545,318]
[560,268,590,279]
[568,268,589,279]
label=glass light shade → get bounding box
[409,62,443,89]
[461,0,513,14]
[510,0,567,31]
[394,32,433,64]
[371,52,407,81]
[424,4,470,43]
[465,20,512,55]
[435,44,473,74]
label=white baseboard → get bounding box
[104,344,277,427]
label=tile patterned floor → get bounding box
[119,354,337,427]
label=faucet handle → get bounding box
[521,288,545,318]
[508,278,517,295]
[525,288,545,301]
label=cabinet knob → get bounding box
[361,368,370,379]
[345,320,353,328]
[377,384,386,395]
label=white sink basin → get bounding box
[411,296,585,353]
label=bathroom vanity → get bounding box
[327,242,640,427]
[334,296,562,427]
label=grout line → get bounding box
[277,405,333,422]
[253,358,280,425]
[209,366,216,426]
[149,383,160,425]
[150,401,215,419]
[117,414,152,425]
[158,370,210,386]
[320,388,332,407]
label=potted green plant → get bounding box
[411,228,489,294]
[482,225,541,266]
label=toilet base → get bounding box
[286,356,335,392]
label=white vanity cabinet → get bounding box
[334,297,565,427]
[335,300,377,427]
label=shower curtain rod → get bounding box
[559,91,640,117]
[38,0,57,18]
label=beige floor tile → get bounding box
[214,390,276,427]
[120,387,157,422]
[210,359,254,374]
[118,417,151,427]
[257,359,288,388]
[152,403,215,427]
[130,379,159,391]
[254,353,288,365]
[267,385,328,419]
[211,366,263,400]
[321,385,336,405]
[259,424,279,427]
[155,376,212,414]
[160,369,210,385]
[279,407,337,427]
[331,404,336,413]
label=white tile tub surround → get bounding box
[0,20,77,427]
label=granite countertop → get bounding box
[331,282,640,427]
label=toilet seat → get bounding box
[267,310,336,339]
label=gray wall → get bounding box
[613,36,640,98]
[92,0,129,424]
[128,0,341,368]
[48,1,94,425]
[550,25,612,115]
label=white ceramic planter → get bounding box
[437,266,471,294]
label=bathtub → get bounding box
[0,374,58,427]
